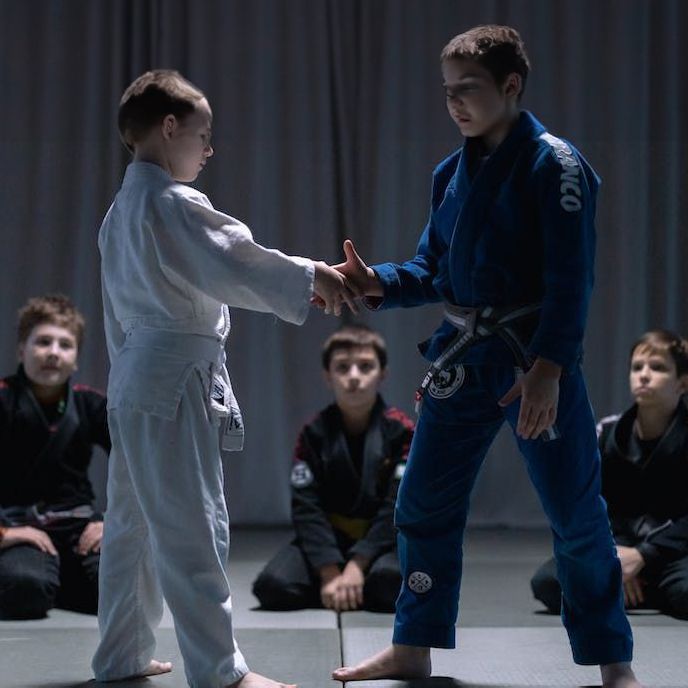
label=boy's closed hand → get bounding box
[1,526,57,555]
[313,262,359,316]
[499,358,561,439]
[335,559,365,611]
[76,520,103,555]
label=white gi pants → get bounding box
[92,369,248,688]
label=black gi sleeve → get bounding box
[0,384,11,526]
[291,427,345,570]
[637,516,688,565]
[348,413,414,563]
[85,389,111,453]
[75,387,110,522]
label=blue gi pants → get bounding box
[393,364,633,665]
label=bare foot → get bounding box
[227,671,297,688]
[332,644,431,682]
[601,662,642,688]
[142,660,173,677]
[102,660,172,681]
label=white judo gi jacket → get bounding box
[100,162,314,448]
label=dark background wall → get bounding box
[1,0,686,525]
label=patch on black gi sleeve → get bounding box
[290,460,314,488]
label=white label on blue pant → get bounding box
[408,571,433,593]
[428,364,465,399]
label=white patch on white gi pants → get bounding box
[428,364,465,399]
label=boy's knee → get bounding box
[530,564,562,614]
[662,581,688,619]
[252,571,311,610]
[0,572,57,619]
[364,567,401,613]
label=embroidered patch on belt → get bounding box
[290,461,314,488]
[408,571,433,594]
[428,364,465,399]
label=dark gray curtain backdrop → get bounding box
[1,0,686,525]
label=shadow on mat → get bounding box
[27,680,154,688]
[396,680,598,688]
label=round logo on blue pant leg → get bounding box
[408,571,433,594]
[428,364,465,399]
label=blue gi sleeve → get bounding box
[527,147,598,371]
[365,161,454,310]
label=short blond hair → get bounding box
[118,69,206,152]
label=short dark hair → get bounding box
[118,70,206,152]
[17,294,85,347]
[441,25,530,98]
[630,329,688,378]
[321,324,387,370]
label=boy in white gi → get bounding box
[92,70,355,688]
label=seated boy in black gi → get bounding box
[531,329,688,619]
[253,325,414,613]
[0,295,109,618]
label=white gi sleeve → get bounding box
[154,191,315,325]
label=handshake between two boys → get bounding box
[312,239,380,316]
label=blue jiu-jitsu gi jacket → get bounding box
[371,111,600,372]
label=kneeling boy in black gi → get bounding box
[253,325,414,613]
[0,295,110,618]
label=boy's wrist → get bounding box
[532,357,562,379]
[365,268,384,297]
[319,563,341,582]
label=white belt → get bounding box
[124,328,244,451]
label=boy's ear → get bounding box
[161,114,178,140]
[678,374,688,393]
[504,73,522,99]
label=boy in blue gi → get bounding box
[330,25,640,688]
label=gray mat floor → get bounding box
[0,528,685,688]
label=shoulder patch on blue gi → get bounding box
[290,461,314,488]
[428,364,465,399]
[539,132,582,213]
[408,571,433,594]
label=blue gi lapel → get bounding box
[448,111,547,305]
